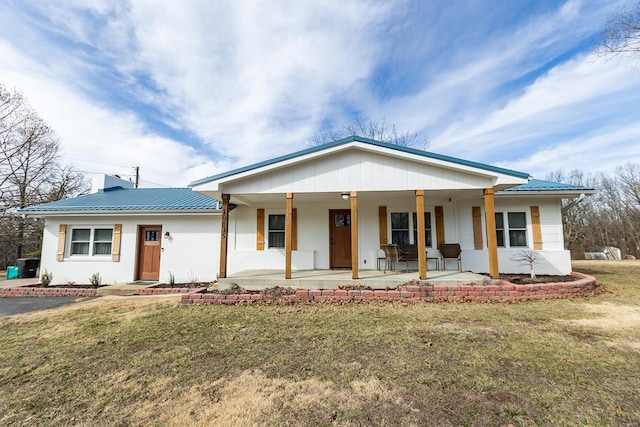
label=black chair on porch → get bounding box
[439,243,462,271]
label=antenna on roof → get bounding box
[134,166,140,188]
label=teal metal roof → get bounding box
[504,179,594,192]
[189,135,531,187]
[19,187,220,213]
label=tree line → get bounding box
[1,84,87,269]
[550,164,640,259]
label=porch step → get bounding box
[97,283,156,296]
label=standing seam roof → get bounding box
[19,187,220,212]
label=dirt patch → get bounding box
[499,274,577,285]
[569,302,640,331]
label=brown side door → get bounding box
[137,225,162,281]
[329,210,351,269]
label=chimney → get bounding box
[91,174,135,193]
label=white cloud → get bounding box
[0,0,637,189]
[0,40,216,187]
[496,122,640,178]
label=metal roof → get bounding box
[19,187,220,213]
[503,179,594,192]
[189,135,531,187]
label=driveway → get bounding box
[0,297,91,316]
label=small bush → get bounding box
[40,270,53,287]
[90,272,102,286]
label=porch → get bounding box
[217,269,493,290]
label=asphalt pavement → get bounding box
[0,296,91,316]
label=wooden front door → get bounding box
[137,226,162,281]
[329,209,351,269]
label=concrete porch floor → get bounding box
[218,269,495,290]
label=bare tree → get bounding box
[0,84,88,265]
[548,164,640,260]
[598,2,640,57]
[513,249,539,279]
[309,115,429,150]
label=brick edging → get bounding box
[0,286,98,298]
[179,272,598,305]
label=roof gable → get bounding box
[190,136,531,198]
[190,136,530,188]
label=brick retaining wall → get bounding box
[180,272,598,306]
[0,286,98,298]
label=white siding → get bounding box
[40,215,219,285]
[221,150,497,194]
[453,197,570,274]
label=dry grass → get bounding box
[0,260,639,426]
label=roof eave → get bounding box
[496,189,596,197]
[21,209,221,217]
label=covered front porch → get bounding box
[218,268,493,290]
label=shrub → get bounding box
[40,270,53,287]
[90,272,102,286]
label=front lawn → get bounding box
[1,260,638,426]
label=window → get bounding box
[495,213,505,247]
[391,211,433,246]
[334,214,350,227]
[508,212,527,247]
[495,212,527,247]
[268,214,285,248]
[71,229,90,255]
[70,227,113,256]
[391,212,410,245]
[413,212,433,247]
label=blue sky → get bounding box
[1,0,638,187]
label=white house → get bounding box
[21,136,593,285]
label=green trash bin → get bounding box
[6,265,19,279]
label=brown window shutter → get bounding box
[435,206,445,248]
[256,209,265,250]
[56,224,67,262]
[472,207,483,250]
[378,206,388,245]
[292,208,298,250]
[111,224,122,262]
[530,206,542,250]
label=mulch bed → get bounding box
[499,274,577,285]
[22,284,105,289]
[204,284,297,297]
[153,282,213,289]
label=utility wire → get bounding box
[60,156,134,169]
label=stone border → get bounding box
[180,272,598,305]
[1,285,98,298]
[140,286,207,296]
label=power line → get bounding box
[60,156,133,169]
